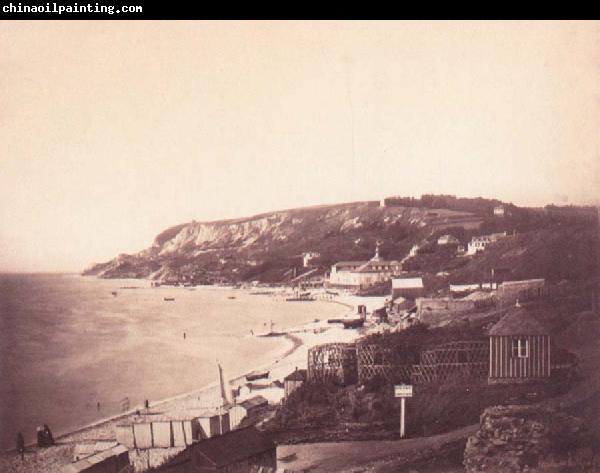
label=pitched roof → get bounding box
[392,277,424,289]
[334,261,367,268]
[489,308,547,336]
[284,369,307,382]
[191,426,275,468]
[354,260,400,273]
[239,395,268,410]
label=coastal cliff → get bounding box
[83,198,597,285]
[82,200,483,283]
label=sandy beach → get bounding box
[0,288,366,473]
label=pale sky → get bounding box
[1,21,599,272]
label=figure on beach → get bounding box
[16,432,25,460]
[36,424,54,447]
[183,331,186,340]
[44,424,54,445]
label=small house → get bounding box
[228,404,248,431]
[284,368,307,399]
[488,308,550,384]
[240,395,268,414]
[466,232,507,255]
[437,234,460,246]
[302,252,320,267]
[189,426,276,472]
[228,395,268,428]
[391,277,425,300]
[494,205,506,217]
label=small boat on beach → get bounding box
[286,291,315,302]
[245,369,270,381]
[163,297,175,302]
[228,296,236,299]
[111,291,118,296]
[342,318,365,329]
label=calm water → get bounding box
[0,274,343,450]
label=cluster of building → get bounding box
[466,231,508,255]
[66,384,277,473]
[326,227,512,291]
[65,358,343,473]
[328,245,401,289]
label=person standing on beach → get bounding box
[16,432,25,460]
[36,426,45,447]
[183,332,186,340]
[43,424,54,445]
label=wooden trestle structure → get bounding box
[411,340,489,384]
[309,340,489,387]
[307,343,358,385]
[357,343,412,384]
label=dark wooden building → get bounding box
[189,426,276,472]
[488,308,550,384]
[283,368,307,399]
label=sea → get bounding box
[0,273,344,450]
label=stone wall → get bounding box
[416,298,477,325]
[464,405,598,473]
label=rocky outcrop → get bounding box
[464,405,598,473]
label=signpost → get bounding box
[394,384,413,438]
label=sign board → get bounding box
[394,384,413,398]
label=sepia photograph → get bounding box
[1,19,599,473]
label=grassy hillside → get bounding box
[83,197,597,285]
[83,200,483,283]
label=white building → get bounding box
[466,232,507,255]
[391,277,425,299]
[302,252,320,267]
[493,205,506,216]
[329,246,401,289]
[437,234,460,246]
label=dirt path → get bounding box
[277,424,478,472]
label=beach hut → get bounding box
[488,307,550,384]
[284,368,308,399]
[194,408,230,439]
[227,395,269,430]
[116,417,199,449]
[227,404,247,430]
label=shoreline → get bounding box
[24,332,306,451]
[2,292,348,457]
